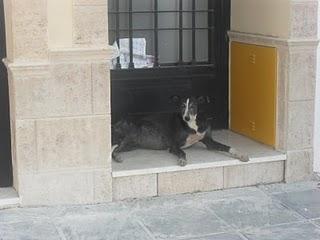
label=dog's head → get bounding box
[180,97,198,123]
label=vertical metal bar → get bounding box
[115,0,121,69]
[179,0,183,64]
[128,0,135,69]
[154,0,159,67]
[192,0,196,64]
[208,0,214,64]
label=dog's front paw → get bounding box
[178,158,187,167]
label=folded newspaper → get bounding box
[111,38,154,69]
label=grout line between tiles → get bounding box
[207,209,249,240]
[156,173,159,196]
[276,198,311,221]
[136,220,157,240]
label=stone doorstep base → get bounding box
[0,160,285,206]
[112,160,286,201]
[112,129,286,200]
[0,188,20,209]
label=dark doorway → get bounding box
[0,0,13,187]
[109,0,230,129]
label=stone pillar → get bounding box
[230,0,318,182]
[283,0,318,182]
[3,0,113,205]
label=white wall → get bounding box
[231,0,290,38]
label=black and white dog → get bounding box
[112,97,249,166]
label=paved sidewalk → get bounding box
[1,181,320,240]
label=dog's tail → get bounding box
[112,120,129,144]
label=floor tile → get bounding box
[189,232,244,240]
[209,195,302,229]
[54,214,151,240]
[0,220,60,240]
[273,189,320,219]
[243,222,320,240]
[136,205,228,239]
[0,207,59,224]
[132,186,265,211]
[312,218,320,227]
[258,181,319,195]
[1,181,320,240]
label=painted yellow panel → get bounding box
[230,42,277,146]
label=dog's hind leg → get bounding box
[201,136,249,162]
[201,136,230,152]
[112,139,136,163]
[169,146,187,167]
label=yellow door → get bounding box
[230,42,277,146]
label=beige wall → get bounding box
[231,0,290,38]
[3,0,13,61]
[47,0,73,48]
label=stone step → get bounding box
[0,188,20,209]
[112,130,286,201]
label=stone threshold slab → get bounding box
[112,130,286,178]
[0,188,20,209]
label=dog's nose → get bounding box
[184,116,190,121]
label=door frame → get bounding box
[0,0,13,187]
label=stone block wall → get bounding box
[3,0,113,205]
[285,0,318,182]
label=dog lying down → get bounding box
[112,97,249,166]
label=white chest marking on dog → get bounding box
[187,114,198,132]
[183,98,199,132]
[182,131,206,149]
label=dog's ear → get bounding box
[171,95,180,104]
[171,96,185,107]
[196,96,206,104]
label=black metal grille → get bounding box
[108,0,215,68]
[109,0,230,129]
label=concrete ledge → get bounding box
[49,46,117,63]
[0,188,20,209]
[112,130,286,177]
[228,31,319,48]
[224,161,285,188]
[112,160,285,199]
[113,174,157,201]
[158,167,223,195]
